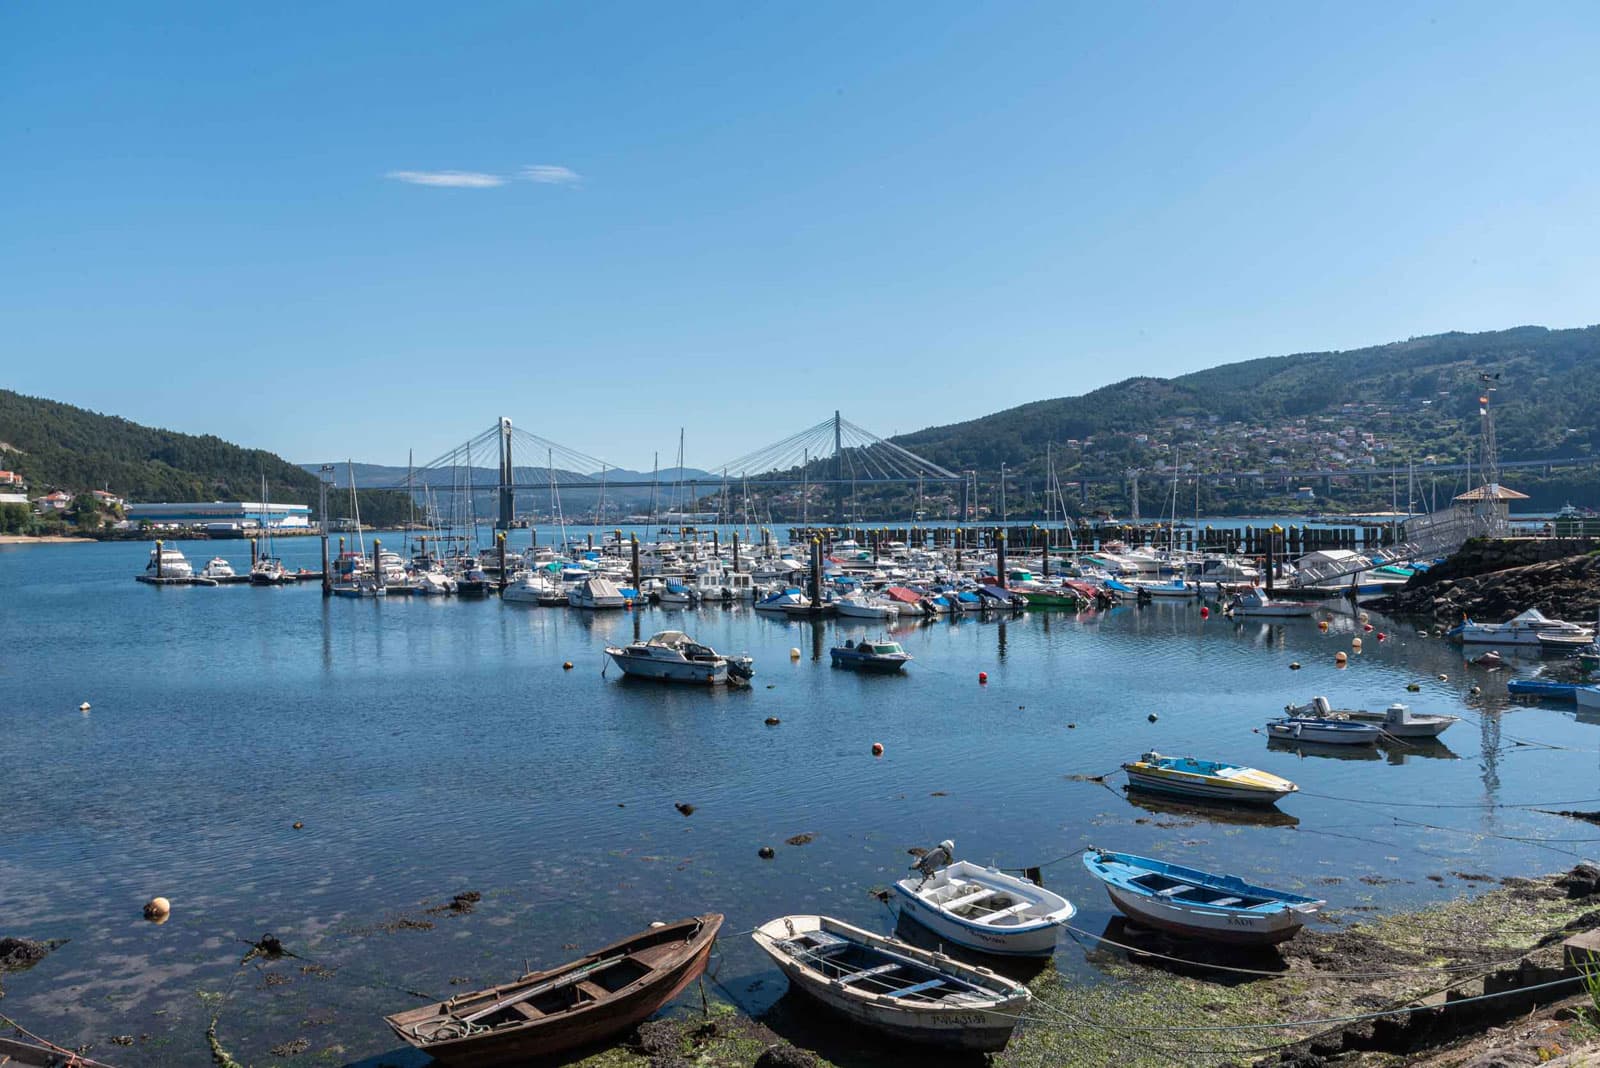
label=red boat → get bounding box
[384,914,722,1066]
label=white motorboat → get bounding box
[657,581,698,606]
[144,545,194,579]
[1286,696,1458,738]
[751,915,1031,1051]
[604,630,753,684]
[1447,608,1595,647]
[835,590,899,620]
[1230,589,1317,618]
[754,588,806,614]
[199,556,235,580]
[568,577,628,609]
[501,570,556,603]
[894,859,1075,957]
[412,569,457,596]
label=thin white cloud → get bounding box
[386,170,506,188]
[520,164,582,186]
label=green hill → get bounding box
[0,389,320,505]
[881,325,1600,514]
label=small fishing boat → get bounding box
[0,1036,120,1067]
[1264,716,1382,745]
[1577,685,1600,711]
[1230,589,1317,618]
[751,915,1031,1051]
[386,914,723,1067]
[1122,751,1298,805]
[1082,849,1324,945]
[1285,696,1458,738]
[1538,631,1595,652]
[1507,678,1581,702]
[894,859,1075,956]
[830,638,913,672]
[605,631,754,684]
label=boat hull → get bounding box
[1102,884,1307,945]
[830,651,911,672]
[1124,769,1291,805]
[607,653,726,684]
[1265,720,1380,745]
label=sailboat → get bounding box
[249,474,294,585]
[332,460,386,596]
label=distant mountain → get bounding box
[0,389,320,504]
[301,462,716,489]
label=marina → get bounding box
[5,533,1600,1065]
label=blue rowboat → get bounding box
[1082,849,1323,945]
[1122,752,1298,806]
[1264,716,1382,745]
[1507,678,1580,701]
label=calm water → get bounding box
[2,538,1598,1065]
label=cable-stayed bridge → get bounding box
[366,413,966,527]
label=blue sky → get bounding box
[4,2,1598,472]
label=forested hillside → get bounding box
[0,389,320,504]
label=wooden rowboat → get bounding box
[0,1035,120,1067]
[1083,849,1322,945]
[385,913,722,1067]
[752,914,1031,1051]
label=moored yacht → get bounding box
[199,556,235,580]
[144,544,195,579]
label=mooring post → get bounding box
[1265,525,1278,593]
[809,538,823,608]
[498,532,508,594]
[320,530,331,597]
[631,534,641,593]
[156,539,164,579]
[250,537,258,568]
[1041,528,1050,578]
[997,530,1008,588]
[374,538,384,591]
[732,532,740,572]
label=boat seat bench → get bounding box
[1156,885,1193,898]
[943,887,1000,910]
[838,963,900,985]
[976,902,1033,924]
[1209,897,1243,908]
[889,978,946,998]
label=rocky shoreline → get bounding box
[1366,537,1600,625]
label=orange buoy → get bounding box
[1200,606,1210,619]
[871,742,884,756]
[978,672,988,684]
[562,661,573,670]
[1318,619,1329,632]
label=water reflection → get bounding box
[1121,791,1301,829]
[1267,737,1383,762]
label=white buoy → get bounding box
[143,896,170,921]
[789,648,801,659]
[79,702,91,712]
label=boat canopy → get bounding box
[884,586,923,604]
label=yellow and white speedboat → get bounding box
[1121,751,1298,806]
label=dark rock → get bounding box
[0,937,56,972]
[758,847,775,859]
[785,833,815,847]
[1557,863,1600,899]
[754,1043,821,1068]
